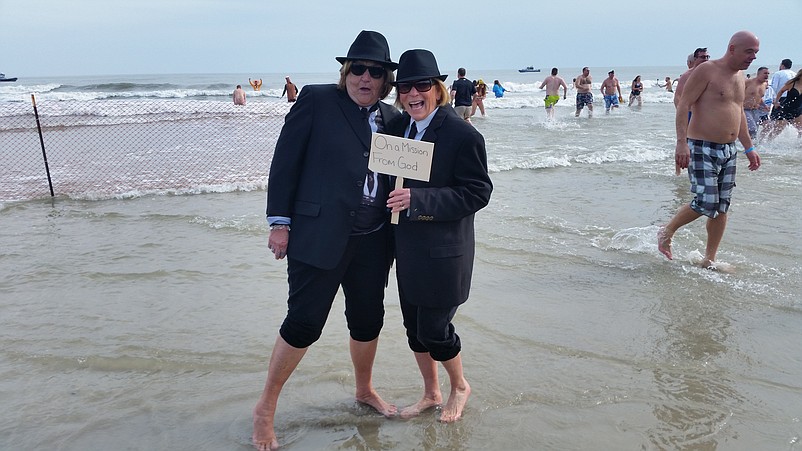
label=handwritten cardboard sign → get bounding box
[369,133,434,182]
[369,132,435,224]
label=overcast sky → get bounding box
[1,0,799,77]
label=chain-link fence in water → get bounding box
[0,96,288,202]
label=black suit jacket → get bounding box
[386,106,493,307]
[266,84,401,270]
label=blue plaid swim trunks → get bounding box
[687,138,737,218]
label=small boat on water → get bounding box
[1,73,18,82]
[518,66,540,73]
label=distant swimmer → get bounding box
[765,67,802,141]
[600,70,622,113]
[574,67,593,118]
[764,59,797,139]
[233,85,246,105]
[450,67,476,122]
[492,79,508,98]
[249,78,262,91]
[658,31,761,272]
[657,76,675,92]
[471,78,488,117]
[742,66,770,140]
[538,67,568,120]
[628,75,643,107]
[281,76,298,102]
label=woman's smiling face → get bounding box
[398,79,438,121]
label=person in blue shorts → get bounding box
[600,70,622,113]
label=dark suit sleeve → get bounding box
[266,87,316,218]
[410,123,492,222]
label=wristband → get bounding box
[269,224,291,231]
[744,146,755,154]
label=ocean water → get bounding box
[2,69,802,450]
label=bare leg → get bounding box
[438,353,471,423]
[400,351,442,419]
[764,119,787,141]
[587,104,593,118]
[253,336,308,451]
[701,213,727,268]
[350,337,397,417]
[659,204,702,260]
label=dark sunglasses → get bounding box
[396,79,433,94]
[350,64,386,79]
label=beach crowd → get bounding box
[250,29,797,451]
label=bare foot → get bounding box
[252,404,279,451]
[356,390,398,417]
[399,392,442,419]
[439,381,471,423]
[657,226,673,260]
[699,259,736,274]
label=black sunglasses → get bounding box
[350,64,386,79]
[396,79,433,94]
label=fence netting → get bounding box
[1,97,287,201]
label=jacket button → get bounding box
[350,211,356,217]
[363,152,369,157]
[357,180,364,187]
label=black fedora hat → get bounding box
[335,30,398,70]
[394,49,448,84]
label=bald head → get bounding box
[729,30,759,48]
[725,30,759,70]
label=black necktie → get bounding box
[407,121,418,140]
[360,107,370,131]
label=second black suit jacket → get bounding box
[385,106,493,308]
[266,84,401,270]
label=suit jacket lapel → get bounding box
[421,106,450,143]
[336,90,371,149]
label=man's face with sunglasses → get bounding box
[346,60,387,107]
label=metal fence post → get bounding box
[31,94,55,197]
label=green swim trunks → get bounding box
[544,94,560,108]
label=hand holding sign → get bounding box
[369,132,434,224]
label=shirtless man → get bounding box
[674,48,710,107]
[233,85,246,105]
[249,78,263,91]
[743,67,770,139]
[657,76,675,93]
[281,76,298,102]
[574,67,593,117]
[539,67,568,119]
[600,70,622,113]
[658,31,761,271]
